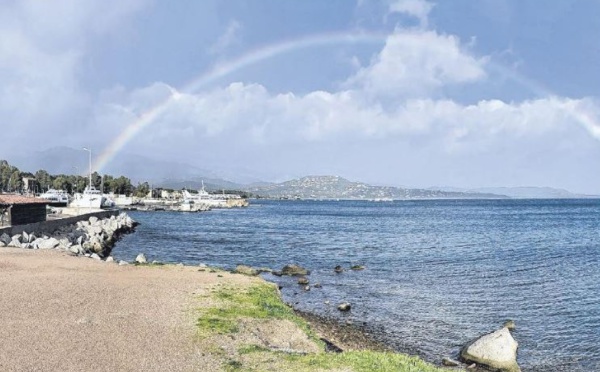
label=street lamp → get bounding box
[82,147,92,212]
[82,147,92,191]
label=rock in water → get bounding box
[461,327,520,372]
[337,302,351,312]
[297,277,309,285]
[442,357,460,367]
[281,264,309,276]
[135,253,147,264]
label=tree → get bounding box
[35,170,52,191]
[134,182,150,198]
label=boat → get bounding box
[181,182,246,208]
[70,187,115,209]
[39,189,70,207]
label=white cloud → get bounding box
[346,29,487,99]
[0,0,147,145]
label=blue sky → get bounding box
[1,0,599,193]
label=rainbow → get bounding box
[94,31,600,172]
[94,31,388,172]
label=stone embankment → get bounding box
[0,213,138,258]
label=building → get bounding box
[0,195,49,226]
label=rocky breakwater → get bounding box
[0,213,138,258]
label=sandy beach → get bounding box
[0,248,255,371]
[0,247,449,372]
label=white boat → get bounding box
[39,189,70,207]
[70,187,115,209]
[181,181,246,208]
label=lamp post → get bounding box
[82,148,92,191]
[82,147,92,212]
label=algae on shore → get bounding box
[195,281,447,372]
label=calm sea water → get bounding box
[114,199,600,371]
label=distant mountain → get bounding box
[246,175,506,200]
[11,146,90,175]
[471,186,600,199]
[430,186,597,199]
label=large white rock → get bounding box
[135,253,147,264]
[9,238,21,248]
[461,327,520,372]
[38,238,60,250]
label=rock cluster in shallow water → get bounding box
[0,213,138,258]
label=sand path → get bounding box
[0,248,256,372]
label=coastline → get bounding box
[0,247,448,371]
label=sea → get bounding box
[113,199,600,371]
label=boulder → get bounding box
[38,238,60,249]
[8,238,21,248]
[0,233,11,245]
[0,241,5,247]
[69,245,83,255]
[334,265,344,273]
[135,253,147,264]
[461,327,520,372]
[235,265,259,276]
[118,260,129,266]
[281,264,309,276]
[22,231,30,243]
[350,265,365,271]
[105,256,114,263]
[337,302,351,312]
[89,216,99,224]
[90,253,101,260]
[297,277,309,285]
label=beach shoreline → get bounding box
[0,247,450,371]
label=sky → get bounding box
[1,0,599,193]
